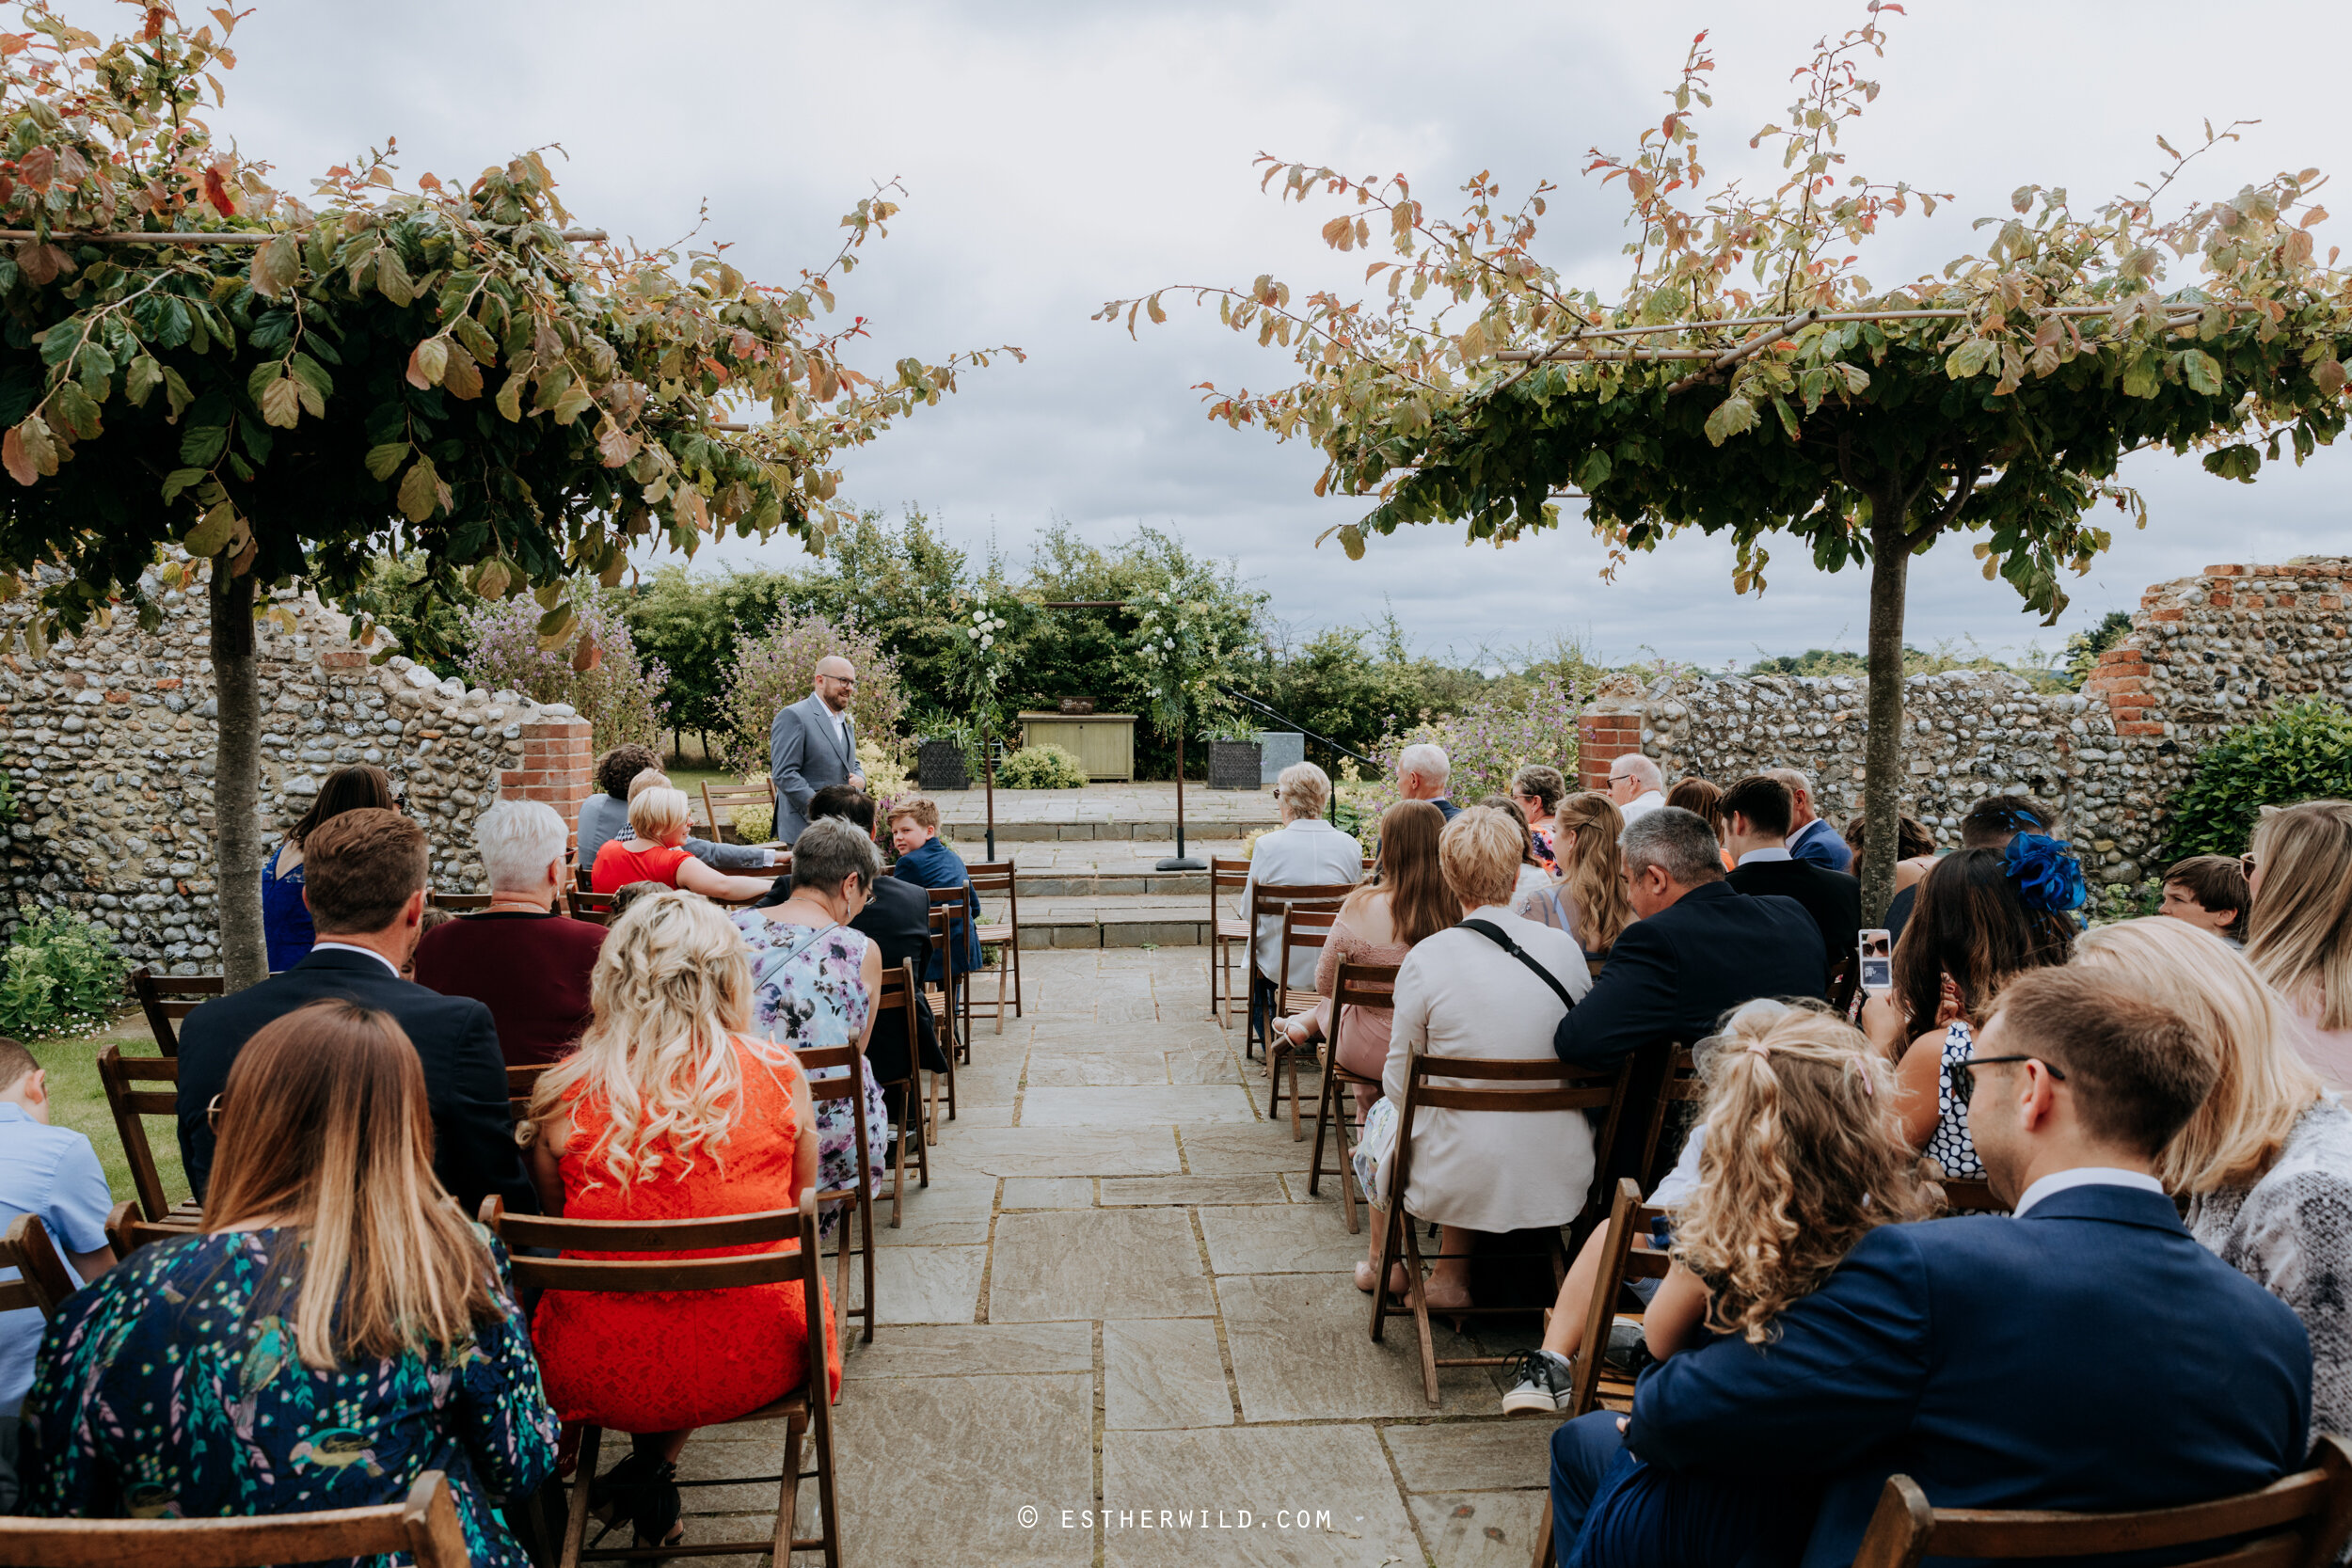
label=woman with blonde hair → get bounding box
[24,1001,557,1562]
[2244,799,2352,1089]
[1535,1001,1936,1565]
[588,784,776,901]
[527,892,840,1551]
[2074,917,2352,1449]
[1272,800,1454,1115]
[1515,790,1634,958]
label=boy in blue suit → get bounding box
[888,795,982,983]
[1548,966,2312,1568]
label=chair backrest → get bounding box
[566,888,615,927]
[1938,1176,2010,1215]
[508,1062,554,1126]
[1211,855,1250,902]
[1634,1046,1705,1193]
[0,1468,475,1568]
[1276,905,1340,993]
[102,1199,199,1259]
[702,779,778,840]
[124,967,226,1058]
[0,1213,74,1318]
[1326,958,1402,1082]
[871,961,920,1091]
[1391,1049,1629,1216]
[1850,1436,2352,1568]
[791,1038,873,1203]
[97,1044,183,1223]
[428,892,494,912]
[927,902,961,987]
[1565,1179,1678,1415]
[1246,881,1353,970]
[576,863,596,894]
[965,859,1015,898]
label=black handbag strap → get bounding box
[1458,919,1578,1015]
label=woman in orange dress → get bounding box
[525,889,840,1551]
[588,784,775,901]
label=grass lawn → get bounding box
[30,1009,192,1215]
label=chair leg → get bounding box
[1264,1040,1289,1121]
[1287,1050,1305,1141]
[1011,936,1024,1019]
[861,1180,877,1343]
[1403,1212,1442,1406]
[1530,1493,1554,1568]
[993,949,1008,1035]
[1368,1201,1401,1344]
[560,1422,601,1568]
[774,1412,804,1565]
[812,1399,842,1568]
[889,1099,908,1230]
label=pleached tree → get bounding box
[1104,3,2352,916]
[0,2,1012,983]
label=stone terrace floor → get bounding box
[689,946,1558,1566]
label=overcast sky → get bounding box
[192,0,2351,672]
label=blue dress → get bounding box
[261,843,314,974]
[21,1228,558,1566]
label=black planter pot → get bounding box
[917,738,971,791]
[1207,739,1263,790]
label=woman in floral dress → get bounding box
[22,1001,557,1564]
[734,817,890,1226]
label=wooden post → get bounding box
[983,715,997,863]
[1156,728,1205,872]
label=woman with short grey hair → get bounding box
[732,816,890,1223]
[412,800,609,1065]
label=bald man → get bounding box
[771,655,867,844]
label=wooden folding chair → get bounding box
[1305,958,1401,1233]
[1632,1045,1703,1194]
[1369,1050,1633,1405]
[926,884,977,1064]
[0,1468,477,1568]
[1241,880,1353,1058]
[1938,1175,2010,1214]
[701,778,778,845]
[97,1044,199,1225]
[481,1190,841,1568]
[965,858,1023,1033]
[795,1039,878,1344]
[1850,1435,2352,1568]
[1264,906,1340,1136]
[566,888,615,927]
[429,891,494,911]
[576,863,596,895]
[0,1213,75,1321]
[1209,856,1251,1028]
[507,1062,555,1127]
[103,1198,199,1258]
[124,966,225,1057]
[872,960,929,1226]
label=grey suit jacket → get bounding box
[770,691,857,843]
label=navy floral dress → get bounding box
[20,1228,558,1566]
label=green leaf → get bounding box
[1771,394,1801,440]
[74,345,114,401]
[2182,349,2224,397]
[161,366,194,419]
[260,375,302,429]
[2121,351,2160,400]
[1575,450,1613,489]
[1702,395,1758,446]
[51,381,100,440]
[396,455,443,522]
[1945,340,1994,379]
[1337,525,1365,562]
[250,233,300,299]
[495,372,525,421]
[123,355,162,408]
[183,500,237,557]
[245,363,281,408]
[376,245,416,307]
[160,467,207,502]
[363,442,411,482]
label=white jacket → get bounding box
[1242,818,1362,986]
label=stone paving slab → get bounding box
[1104,1317,1235,1430]
[989,1208,1216,1322]
[1100,1426,1422,1567]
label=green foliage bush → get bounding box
[730,804,776,844]
[996,744,1088,789]
[0,911,127,1041]
[2165,700,2352,858]
[1362,672,1584,821]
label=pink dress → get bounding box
[1298,912,1411,1115]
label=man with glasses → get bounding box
[1605,752,1666,823]
[771,655,867,845]
[1549,966,2312,1566]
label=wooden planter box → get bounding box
[916,738,970,791]
[1208,739,1263,790]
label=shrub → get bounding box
[721,608,905,783]
[996,744,1088,789]
[2165,700,2352,859]
[1360,672,1584,822]
[458,586,669,752]
[730,804,775,844]
[0,911,127,1040]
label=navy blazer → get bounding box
[1553,879,1826,1070]
[1726,856,1862,993]
[1788,816,1854,873]
[176,947,537,1217]
[1627,1185,2312,1568]
[893,837,982,981]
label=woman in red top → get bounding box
[590,785,774,901]
[525,890,840,1551]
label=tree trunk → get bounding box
[208,561,266,990]
[1860,497,1910,926]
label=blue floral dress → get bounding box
[20,1228,557,1566]
[735,914,891,1227]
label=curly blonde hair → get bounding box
[1552,791,1633,953]
[1671,1000,1937,1344]
[529,889,776,1195]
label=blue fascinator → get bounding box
[2004,832,2087,916]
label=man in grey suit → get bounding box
[770,655,866,844]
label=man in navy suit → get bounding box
[1722,773,1861,996]
[177,809,535,1217]
[1546,967,2312,1568]
[1553,807,1826,1074]
[1769,767,1854,873]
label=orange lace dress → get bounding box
[532,1037,842,1433]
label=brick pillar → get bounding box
[1576,703,1646,793]
[501,719,596,849]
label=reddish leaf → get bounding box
[201,162,236,217]
[1,426,30,487]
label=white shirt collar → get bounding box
[310,941,403,978]
[2011,1166,2166,1217]
[1736,846,1793,865]
[1629,789,1664,808]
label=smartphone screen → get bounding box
[1858,927,1894,994]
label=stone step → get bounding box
[1001,890,1232,949]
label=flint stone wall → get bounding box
[0,567,594,973]
[1573,557,2352,912]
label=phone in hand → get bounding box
[1858,928,1894,994]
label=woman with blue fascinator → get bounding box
[1883,834,2085,1175]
